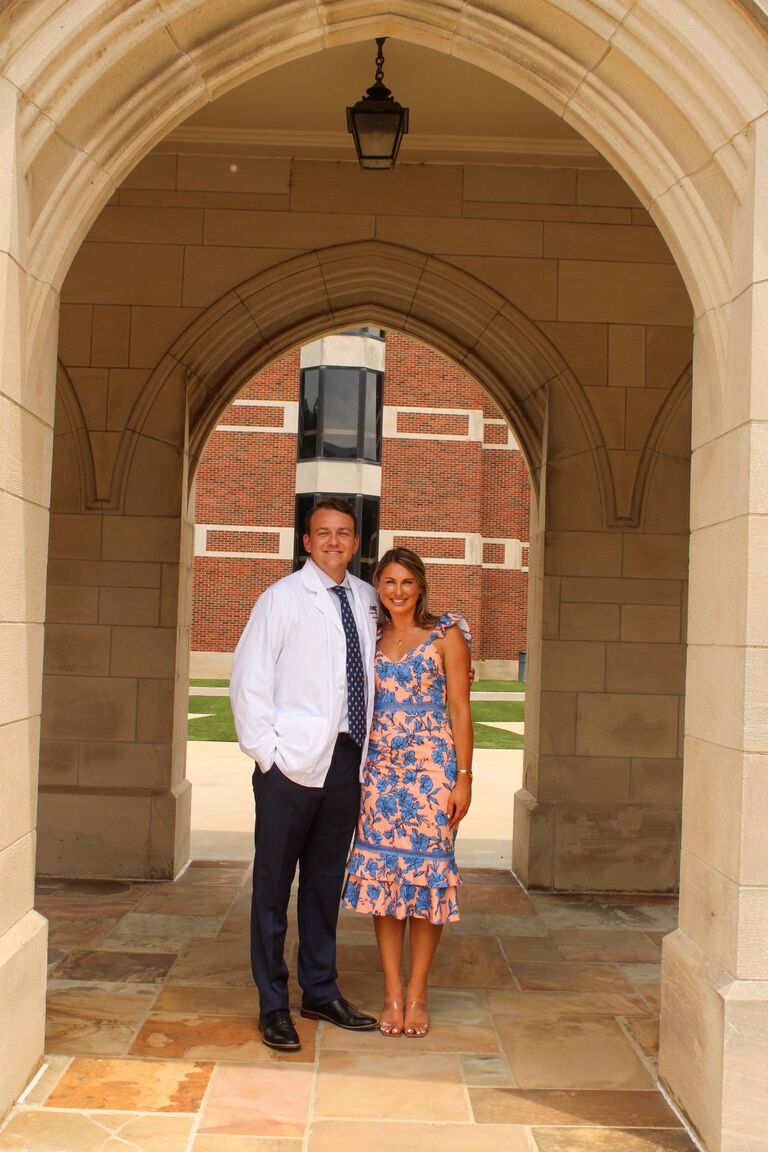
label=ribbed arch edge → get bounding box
[54,360,100,509]
[630,364,693,527]
[6,0,767,321]
[134,242,602,507]
[53,242,691,527]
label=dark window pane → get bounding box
[362,371,381,461]
[359,496,380,583]
[298,369,320,460]
[322,368,359,459]
[294,494,316,567]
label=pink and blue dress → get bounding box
[342,613,465,925]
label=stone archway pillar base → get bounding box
[0,912,47,1115]
[512,789,554,888]
[36,778,191,881]
[660,930,768,1152]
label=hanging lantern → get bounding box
[346,38,409,170]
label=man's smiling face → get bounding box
[303,509,359,582]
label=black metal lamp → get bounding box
[346,38,409,170]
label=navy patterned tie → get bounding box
[331,585,367,748]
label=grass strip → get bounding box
[473,726,524,749]
[190,677,525,692]
[188,696,238,741]
[471,679,525,693]
[190,695,525,745]
[470,700,524,723]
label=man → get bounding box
[230,497,378,1050]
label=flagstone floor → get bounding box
[0,864,696,1152]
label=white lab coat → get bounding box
[230,561,379,787]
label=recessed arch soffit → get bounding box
[114,240,684,530]
[9,1,768,319]
[146,242,559,477]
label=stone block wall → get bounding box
[515,333,692,891]
[42,150,692,891]
[2,1,766,1144]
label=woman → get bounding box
[342,547,473,1037]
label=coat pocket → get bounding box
[274,712,329,772]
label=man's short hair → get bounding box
[304,497,358,535]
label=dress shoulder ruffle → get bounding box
[434,611,472,645]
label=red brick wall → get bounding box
[191,333,530,659]
[384,331,485,408]
[192,557,292,652]
[379,332,529,659]
[194,432,296,527]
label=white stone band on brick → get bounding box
[378,531,529,570]
[295,460,382,496]
[300,335,386,372]
[481,539,529,572]
[220,400,299,433]
[194,524,294,560]
[483,419,520,451]
[383,406,485,441]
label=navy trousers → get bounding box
[250,736,361,1015]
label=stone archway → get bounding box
[2,4,768,1147]
[11,1,760,319]
[41,239,608,870]
[150,240,583,482]
[44,224,692,893]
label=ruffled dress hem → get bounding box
[342,876,460,924]
[342,836,461,924]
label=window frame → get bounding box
[298,365,383,464]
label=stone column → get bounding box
[659,113,768,1152]
[38,358,191,880]
[0,78,49,1118]
[514,323,692,891]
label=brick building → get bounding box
[191,329,530,670]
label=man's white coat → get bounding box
[230,560,378,787]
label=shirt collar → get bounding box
[307,557,351,591]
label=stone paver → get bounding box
[0,865,694,1152]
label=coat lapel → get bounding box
[301,560,343,635]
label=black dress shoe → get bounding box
[300,996,377,1030]
[259,1008,301,1050]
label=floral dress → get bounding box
[342,613,465,925]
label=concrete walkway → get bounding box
[186,742,522,870]
[471,691,525,701]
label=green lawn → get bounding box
[469,698,524,749]
[469,700,524,723]
[473,725,524,749]
[189,690,525,748]
[188,695,238,741]
[190,678,230,687]
[471,679,525,693]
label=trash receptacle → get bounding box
[518,650,527,683]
